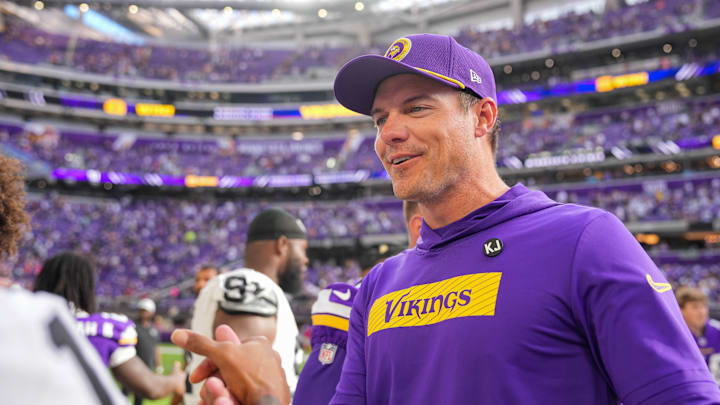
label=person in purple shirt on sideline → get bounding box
[34,252,187,401]
[294,200,420,405]
[293,282,358,405]
[677,286,720,383]
[169,33,720,405]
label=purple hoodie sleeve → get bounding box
[571,212,720,405]
[329,281,369,405]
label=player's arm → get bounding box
[109,320,186,399]
[571,212,720,405]
[329,278,372,404]
[295,283,357,405]
[213,308,277,342]
[112,356,186,399]
[154,344,162,372]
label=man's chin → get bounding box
[392,181,421,201]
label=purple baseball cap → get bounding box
[334,33,496,116]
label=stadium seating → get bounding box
[659,259,720,301]
[9,194,405,298]
[0,0,714,83]
[3,95,718,176]
[0,123,346,177]
[8,176,718,302]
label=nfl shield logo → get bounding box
[319,343,337,365]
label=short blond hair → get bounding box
[675,286,708,309]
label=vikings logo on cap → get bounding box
[384,37,412,62]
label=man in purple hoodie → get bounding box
[173,33,720,405]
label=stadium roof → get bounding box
[23,0,477,41]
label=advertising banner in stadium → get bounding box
[50,168,369,189]
[21,60,720,118]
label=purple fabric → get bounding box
[331,184,719,405]
[334,34,496,115]
[695,320,720,365]
[76,312,136,367]
[295,341,348,405]
[296,282,357,405]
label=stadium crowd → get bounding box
[2,176,717,306]
[1,0,718,83]
[2,95,719,177]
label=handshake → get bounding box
[171,325,290,405]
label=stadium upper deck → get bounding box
[0,0,718,88]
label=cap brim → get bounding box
[333,54,462,116]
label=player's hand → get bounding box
[197,325,242,405]
[171,326,290,405]
[199,375,239,405]
[170,360,187,397]
[190,324,242,384]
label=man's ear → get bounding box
[408,214,423,248]
[473,98,497,139]
[410,214,422,237]
[275,235,289,257]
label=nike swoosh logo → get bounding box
[332,289,351,301]
[646,274,672,293]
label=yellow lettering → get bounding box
[367,272,502,337]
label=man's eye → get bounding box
[409,106,426,113]
[375,117,386,127]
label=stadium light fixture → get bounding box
[79,3,89,12]
[688,38,698,48]
[611,48,621,58]
[223,6,233,14]
[355,2,365,11]
[318,8,327,18]
[544,58,554,68]
[33,1,44,10]
[662,43,672,54]
[291,131,304,141]
[128,4,138,14]
[503,65,512,74]
[272,8,281,16]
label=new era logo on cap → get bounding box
[470,69,482,84]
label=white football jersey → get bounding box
[185,268,300,405]
[0,289,127,405]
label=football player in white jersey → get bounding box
[186,208,308,405]
[0,289,129,405]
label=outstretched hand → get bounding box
[170,360,187,397]
[171,325,290,405]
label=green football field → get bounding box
[127,343,185,405]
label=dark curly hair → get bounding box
[0,155,30,260]
[34,252,97,313]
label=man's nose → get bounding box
[378,113,409,145]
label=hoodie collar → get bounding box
[416,184,558,251]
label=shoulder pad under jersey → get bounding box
[217,270,279,317]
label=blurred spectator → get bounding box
[193,263,218,297]
[133,298,162,405]
[675,286,720,383]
